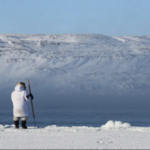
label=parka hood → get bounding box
[15,85,24,92]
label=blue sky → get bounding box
[0,0,150,36]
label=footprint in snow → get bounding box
[97,138,113,147]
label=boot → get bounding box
[14,121,19,129]
[22,121,27,129]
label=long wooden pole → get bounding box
[28,80,36,127]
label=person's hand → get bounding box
[29,93,34,100]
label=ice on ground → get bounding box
[101,120,131,128]
[0,120,148,132]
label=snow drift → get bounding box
[101,120,131,128]
[0,34,150,108]
[0,120,149,132]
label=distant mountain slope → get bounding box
[0,34,150,108]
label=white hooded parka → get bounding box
[11,85,31,117]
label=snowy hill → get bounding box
[0,34,150,108]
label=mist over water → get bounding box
[1,83,150,110]
[1,86,150,109]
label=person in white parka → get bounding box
[11,82,33,129]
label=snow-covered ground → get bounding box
[1,121,150,149]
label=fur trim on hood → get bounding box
[15,85,25,92]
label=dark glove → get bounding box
[29,93,34,100]
[26,95,29,99]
